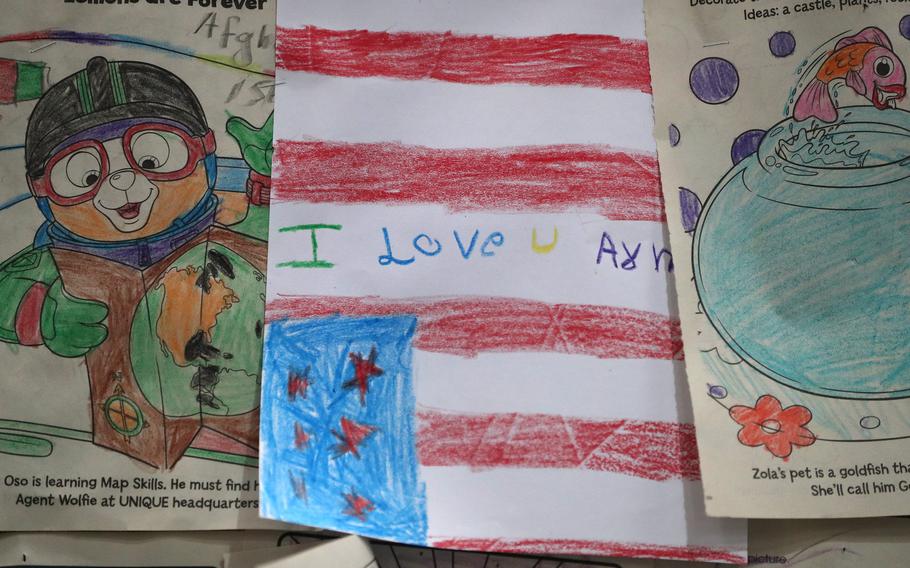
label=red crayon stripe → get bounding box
[277,26,651,93]
[267,296,682,361]
[417,410,699,482]
[429,538,744,564]
[273,141,664,222]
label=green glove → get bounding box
[40,279,108,357]
[226,112,273,176]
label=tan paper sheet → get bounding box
[748,517,910,566]
[223,536,377,568]
[6,522,910,567]
[0,0,276,529]
[0,531,282,565]
[646,1,910,517]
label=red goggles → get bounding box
[30,123,216,206]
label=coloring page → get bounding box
[647,0,910,517]
[0,0,276,529]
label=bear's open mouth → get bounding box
[116,202,142,219]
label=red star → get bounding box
[288,367,311,401]
[343,490,375,521]
[332,417,376,459]
[343,347,383,405]
[293,422,309,449]
[289,470,307,502]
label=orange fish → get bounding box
[794,27,906,122]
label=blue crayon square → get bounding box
[260,315,426,544]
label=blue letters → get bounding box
[378,227,415,266]
[379,227,505,266]
[597,230,671,274]
[480,232,505,256]
[453,230,480,259]
[413,234,442,256]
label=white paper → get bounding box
[259,0,746,563]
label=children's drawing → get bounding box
[697,104,910,397]
[689,24,910,460]
[0,1,275,531]
[0,56,271,469]
[0,30,275,473]
[647,1,910,516]
[260,0,746,562]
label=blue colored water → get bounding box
[695,106,910,400]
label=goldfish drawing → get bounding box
[794,27,906,122]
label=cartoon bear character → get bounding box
[0,56,271,468]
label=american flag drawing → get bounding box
[259,0,746,563]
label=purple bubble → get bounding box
[708,385,728,399]
[679,187,702,234]
[731,129,766,165]
[769,31,796,57]
[669,123,681,147]
[902,16,910,40]
[690,57,739,104]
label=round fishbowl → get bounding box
[694,106,910,400]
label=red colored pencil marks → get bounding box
[190,427,257,457]
[289,471,308,502]
[267,296,683,361]
[293,422,310,450]
[273,141,663,222]
[288,367,311,401]
[343,347,383,405]
[343,489,376,521]
[14,282,48,346]
[0,59,18,104]
[333,417,377,459]
[416,410,699,482]
[277,26,651,93]
[428,538,742,564]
